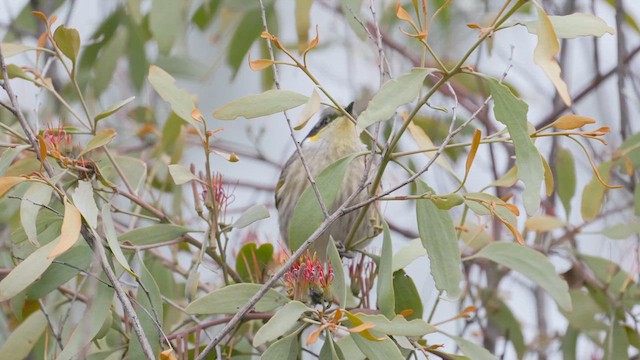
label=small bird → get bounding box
[275,102,380,260]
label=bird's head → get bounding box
[303,102,357,147]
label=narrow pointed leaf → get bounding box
[48,202,82,258]
[213,90,308,120]
[377,222,395,319]
[0,311,47,359]
[469,242,572,312]
[20,182,53,246]
[186,283,289,314]
[232,204,270,229]
[168,163,198,185]
[71,180,99,229]
[557,147,576,216]
[94,96,135,122]
[416,180,461,299]
[253,301,311,346]
[0,176,26,198]
[486,77,543,215]
[328,235,347,307]
[533,5,571,106]
[148,65,200,132]
[79,129,116,156]
[521,13,615,39]
[102,203,134,274]
[357,68,434,133]
[0,238,58,301]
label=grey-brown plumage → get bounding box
[275,104,380,259]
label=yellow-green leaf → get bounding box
[79,129,116,156]
[533,4,571,106]
[213,90,309,120]
[53,25,80,64]
[552,114,596,130]
[48,202,82,258]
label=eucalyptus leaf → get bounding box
[57,281,114,360]
[53,25,80,65]
[148,65,200,132]
[328,235,347,307]
[118,224,192,246]
[94,96,135,122]
[485,77,543,215]
[377,222,395,319]
[253,301,311,346]
[416,180,461,299]
[356,68,434,133]
[0,237,58,301]
[449,335,499,360]
[20,182,53,246]
[557,147,576,217]
[186,283,289,314]
[79,129,116,157]
[213,90,308,120]
[261,327,302,360]
[168,163,198,185]
[0,311,47,360]
[469,242,572,312]
[102,203,134,274]
[519,13,615,39]
[71,180,99,229]
[233,204,270,228]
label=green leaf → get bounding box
[354,313,436,337]
[431,193,464,210]
[149,0,184,54]
[485,296,525,358]
[604,322,629,360]
[186,283,289,314]
[192,0,221,30]
[486,77,543,215]
[93,29,127,95]
[520,13,615,39]
[557,147,576,217]
[0,237,58,301]
[328,235,347,307]
[319,333,346,360]
[261,327,302,360]
[53,25,81,65]
[99,155,147,193]
[227,8,264,77]
[562,325,579,360]
[102,203,134,274]
[393,270,423,321]
[118,224,192,246]
[253,301,311,346]
[71,180,99,229]
[295,0,313,52]
[356,68,434,133]
[469,243,572,312]
[79,129,117,157]
[377,222,395,319]
[232,204,270,228]
[524,215,565,232]
[416,180,461,299]
[392,239,426,272]
[288,154,359,253]
[0,310,47,360]
[341,0,366,39]
[600,221,640,239]
[128,255,163,359]
[57,281,114,360]
[126,18,147,91]
[560,289,606,331]
[213,90,308,120]
[94,96,135,122]
[581,161,611,221]
[350,332,404,360]
[27,245,92,299]
[20,182,53,246]
[147,65,200,133]
[235,243,273,283]
[168,164,198,185]
[636,186,640,216]
[449,335,498,360]
[0,43,42,57]
[0,145,29,176]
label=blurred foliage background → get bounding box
[0,0,640,359]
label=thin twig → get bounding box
[38,298,64,350]
[257,0,329,219]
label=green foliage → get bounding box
[0,1,637,359]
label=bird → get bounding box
[275,102,381,260]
